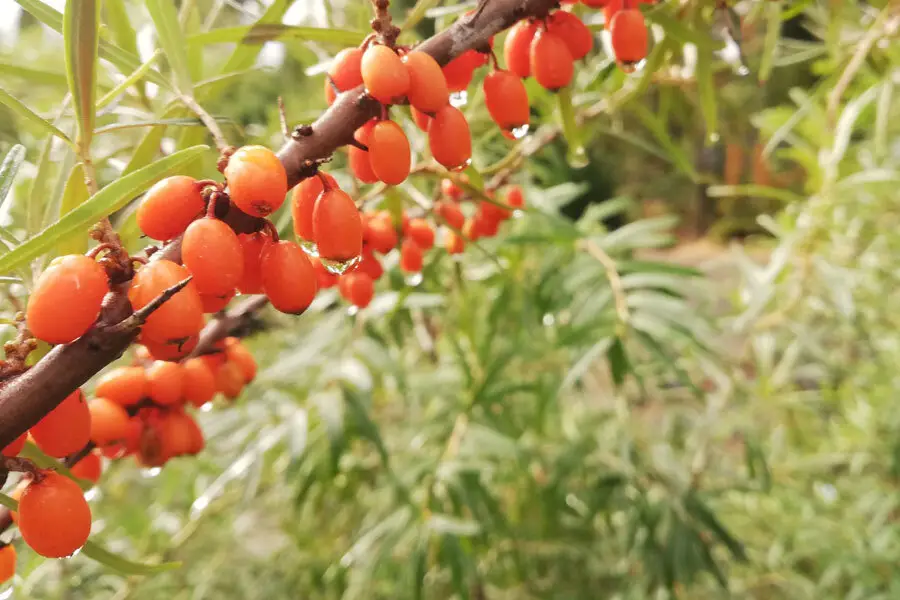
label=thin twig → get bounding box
[277,96,290,139]
[180,94,230,152]
[106,277,193,335]
[580,239,630,332]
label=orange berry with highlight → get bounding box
[547,10,593,60]
[369,120,411,185]
[27,255,108,344]
[182,357,217,407]
[531,29,574,91]
[237,232,271,295]
[261,241,318,314]
[400,239,424,273]
[361,45,410,104]
[445,230,465,254]
[95,366,147,407]
[292,173,338,243]
[311,257,339,289]
[29,389,91,458]
[18,471,91,558]
[314,189,363,264]
[225,341,257,383]
[435,200,465,230]
[363,214,398,254]
[403,51,450,113]
[326,47,364,105]
[339,272,375,308]
[182,217,244,297]
[0,544,15,584]
[88,397,131,446]
[483,70,530,134]
[355,248,384,280]
[504,20,538,78]
[349,121,378,184]
[428,105,472,170]
[137,176,205,241]
[146,360,185,406]
[610,9,648,68]
[442,50,486,92]
[224,145,288,218]
[407,218,435,250]
[71,451,103,485]
[2,433,26,457]
[128,260,204,345]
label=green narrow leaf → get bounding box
[104,0,140,57]
[81,541,181,574]
[187,24,366,48]
[0,144,26,208]
[0,89,72,146]
[57,164,90,255]
[607,337,629,387]
[123,125,167,176]
[695,51,718,142]
[647,9,723,50]
[758,3,781,84]
[0,145,208,274]
[94,116,230,135]
[96,49,162,109]
[27,135,57,237]
[629,105,699,181]
[402,0,442,32]
[0,62,68,87]
[684,493,748,562]
[146,0,193,93]
[557,86,588,168]
[0,493,17,511]
[63,0,101,151]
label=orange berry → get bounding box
[18,471,92,558]
[411,106,432,132]
[435,200,465,230]
[400,239,424,273]
[224,145,287,218]
[355,248,384,280]
[2,433,26,457]
[292,173,337,244]
[441,178,465,201]
[0,544,15,584]
[141,335,198,362]
[182,217,244,297]
[30,389,91,458]
[327,47,364,104]
[403,51,450,113]
[338,272,375,308]
[183,413,205,455]
[531,29,574,91]
[406,218,435,250]
[583,0,610,7]
[479,198,512,223]
[137,417,168,467]
[361,44,410,104]
[603,0,623,23]
[428,105,472,170]
[71,451,103,485]
[547,10,593,60]
[445,230,465,254]
[506,185,525,209]
[349,121,378,184]
[237,232,271,294]
[88,397,131,446]
[128,260,204,345]
[260,241,318,314]
[363,215,398,254]
[136,176,204,241]
[146,360,185,406]
[442,50,486,92]
[483,70,530,134]
[182,357,217,407]
[99,417,141,459]
[200,290,236,314]
[504,20,538,78]
[369,120,411,185]
[157,410,195,457]
[311,257,339,289]
[314,189,363,264]
[26,255,108,344]
[462,218,482,241]
[610,9,648,68]
[479,213,501,237]
[95,366,147,407]
[225,341,257,383]
[215,361,244,400]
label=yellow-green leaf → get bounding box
[123,125,167,176]
[63,0,101,151]
[57,164,90,255]
[146,0,193,93]
[0,88,72,146]
[187,24,365,48]
[0,144,26,208]
[81,541,181,575]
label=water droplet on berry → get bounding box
[299,239,319,257]
[449,90,468,107]
[321,254,361,275]
[347,305,359,317]
[404,272,423,287]
[141,467,162,478]
[510,124,530,140]
[450,158,472,173]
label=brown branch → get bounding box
[189,295,269,358]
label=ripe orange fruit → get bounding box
[400,239,424,273]
[326,47,364,105]
[311,257,339,289]
[182,217,244,296]
[137,176,205,241]
[292,173,337,244]
[99,416,141,459]
[183,413,205,455]
[428,105,472,170]
[355,248,384,280]
[137,416,168,467]
[199,290,235,314]
[0,544,15,584]
[547,10,593,60]
[403,51,450,113]
[603,0,624,23]
[95,366,147,407]
[406,218,435,250]
[18,471,92,558]
[2,432,26,457]
[483,70,530,134]
[349,121,378,184]
[504,20,538,78]
[610,9,648,68]
[237,232,271,294]
[361,45,410,104]
[338,272,375,308]
[30,389,91,458]
[141,335,198,362]
[224,145,288,218]
[313,189,363,264]
[479,198,512,223]
[463,218,482,242]
[363,214,398,254]
[442,49,487,92]
[215,361,244,400]
[27,255,108,344]
[71,451,102,485]
[506,185,525,209]
[531,29,574,91]
[225,341,257,383]
[369,120,411,185]
[582,0,610,7]
[435,200,465,230]
[411,106,432,132]
[260,241,318,314]
[445,230,465,254]
[88,397,131,446]
[128,260,204,345]
[146,360,184,406]
[182,357,217,407]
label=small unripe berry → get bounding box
[314,189,363,264]
[146,360,185,406]
[261,241,318,314]
[326,47,364,105]
[400,239,424,273]
[610,9,648,69]
[292,173,337,244]
[403,51,450,113]
[182,357,217,407]
[428,105,472,170]
[504,20,538,78]
[27,255,108,344]
[95,366,147,407]
[445,230,465,254]
[361,45,410,104]
[406,218,435,250]
[137,176,205,241]
[349,121,379,184]
[369,120,411,185]
[70,451,102,484]
[182,217,244,296]
[547,10,593,60]
[530,29,574,91]
[88,397,132,446]
[224,145,287,217]
[29,389,91,458]
[237,232,270,295]
[0,544,16,584]
[339,272,375,308]
[128,260,204,345]
[435,200,465,230]
[18,471,92,558]
[483,70,530,134]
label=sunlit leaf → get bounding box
[146,0,193,93]
[0,144,26,209]
[0,89,72,146]
[0,62,68,87]
[63,0,100,151]
[57,164,90,255]
[187,24,366,48]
